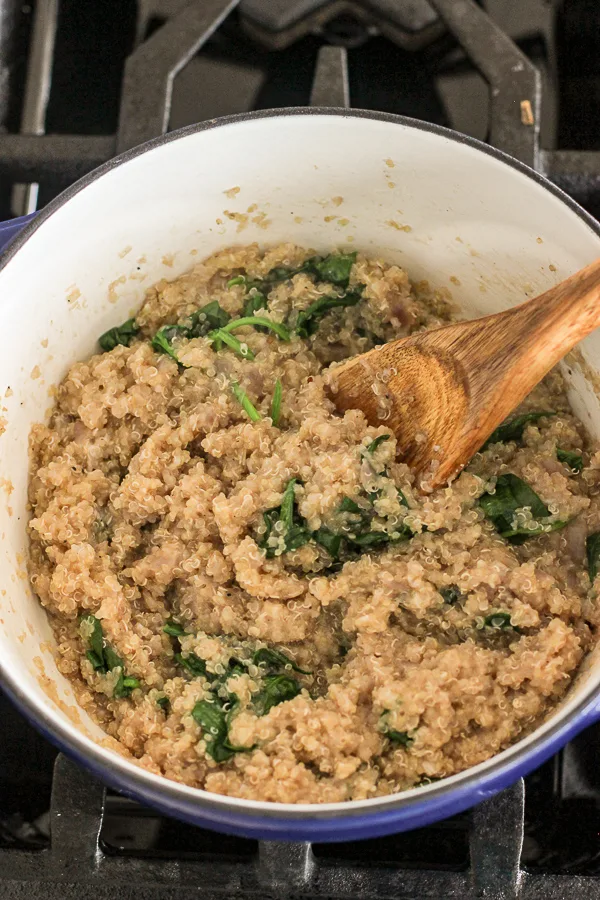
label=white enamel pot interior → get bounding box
[2,110,600,841]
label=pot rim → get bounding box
[2,106,600,822]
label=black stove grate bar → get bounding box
[310,45,349,106]
[470,779,523,900]
[0,133,115,182]
[541,150,600,219]
[116,0,241,154]
[0,0,595,216]
[3,753,600,899]
[430,0,541,168]
[239,0,445,52]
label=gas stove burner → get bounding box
[239,0,444,51]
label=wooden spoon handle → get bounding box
[507,257,600,365]
[443,257,600,407]
[331,256,600,490]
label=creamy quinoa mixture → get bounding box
[27,243,600,803]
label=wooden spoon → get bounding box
[329,258,600,489]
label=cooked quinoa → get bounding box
[27,243,600,803]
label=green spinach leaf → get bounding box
[557,448,583,473]
[192,699,252,763]
[83,614,105,670]
[295,286,363,338]
[99,318,140,352]
[479,473,566,543]
[253,647,311,675]
[174,651,213,680]
[151,303,232,364]
[253,674,301,716]
[270,378,282,426]
[151,324,188,365]
[379,712,414,746]
[315,486,412,565]
[229,252,356,298]
[397,490,409,508]
[386,730,414,746]
[367,434,391,454]
[103,645,124,672]
[350,530,401,548]
[484,612,514,629]
[208,328,255,360]
[163,619,187,638]
[310,252,357,287]
[313,526,343,559]
[157,696,170,712]
[258,478,312,558]
[230,381,261,422]
[81,615,140,697]
[483,411,554,448]
[440,585,462,605]
[114,674,141,699]
[186,300,230,337]
[586,532,600,584]
[218,316,291,342]
[243,291,268,323]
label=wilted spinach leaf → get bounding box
[151,324,188,364]
[313,526,343,559]
[253,647,311,675]
[315,484,412,565]
[174,651,213,680]
[81,615,140,697]
[151,302,231,364]
[379,713,414,747]
[557,448,583,473]
[209,328,255,360]
[484,612,514,629]
[367,434,391,454]
[99,318,139,352]
[295,286,363,338]
[479,473,567,544]
[270,378,282,426]
[163,620,216,681]
[230,381,261,422]
[440,585,462,605]
[483,411,555,448]
[114,674,141,699]
[310,252,357,287]
[254,674,301,716]
[83,614,105,670]
[219,316,291,342]
[163,619,187,638]
[186,300,230,337]
[499,518,569,542]
[192,699,252,763]
[229,252,356,295]
[386,730,414,746]
[243,291,268,321]
[258,478,311,558]
[586,532,600,584]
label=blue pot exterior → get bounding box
[2,115,600,842]
[3,622,600,842]
[0,213,36,250]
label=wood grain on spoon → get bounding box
[330,258,600,489]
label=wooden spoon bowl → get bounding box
[330,258,600,489]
